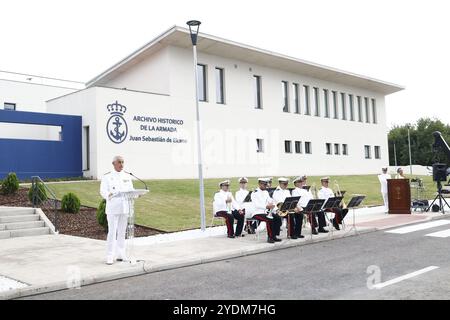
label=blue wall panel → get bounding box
[0,109,82,180]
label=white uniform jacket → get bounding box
[235,188,250,205]
[378,174,391,193]
[250,188,274,217]
[100,171,135,215]
[291,187,312,208]
[213,190,240,215]
[272,187,291,205]
[318,187,334,201]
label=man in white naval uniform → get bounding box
[100,156,135,265]
[318,177,346,231]
[378,168,391,213]
[213,180,245,238]
[234,177,255,234]
[272,177,292,237]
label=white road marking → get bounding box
[425,228,450,238]
[373,266,439,289]
[385,220,450,234]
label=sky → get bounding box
[1,0,449,127]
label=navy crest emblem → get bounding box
[106,101,128,144]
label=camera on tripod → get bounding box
[432,163,449,182]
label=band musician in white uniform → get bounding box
[100,156,135,265]
[235,177,255,234]
[378,167,391,213]
[213,180,245,238]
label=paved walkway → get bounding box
[0,205,447,299]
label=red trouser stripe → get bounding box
[253,215,273,239]
[216,212,233,236]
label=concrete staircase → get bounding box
[0,207,52,239]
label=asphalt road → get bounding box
[21,217,450,300]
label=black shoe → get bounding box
[267,238,275,243]
[312,229,318,235]
[318,228,329,233]
[273,237,282,242]
[298,235,305,238]
[332,219,340,230]
[236,234,245,237]
[290,235,298,239]
[228,235,235,238]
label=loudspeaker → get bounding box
[432,163,448,182]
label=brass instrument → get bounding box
[277,202,290,217]
[333,180,347,209]
[310,183,318,199]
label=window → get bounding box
[326,143,332,155]
[357,96,363,122]
[303,85,310,115]
[334,143,340,155]
[342,144,348,155]
[82,126,90,171]
[323,89,330,118]
[256,138,264,153]
[332,91,338,119]
[4,102,16,110]
[253,75,262,109]
[282,81,289,112]
[284,140,292,153]
[197,64,207,102]
[372,99,377,124]
[215,67,225,104]
[374,146,381,159]
[295,141,302,154]
[364,97,370,123]
[364,145,371,159]
[340,92,347,120]
[305,141,312,154]
[349,95,354,121]
[314,87,320,116]
[293,83,300,113]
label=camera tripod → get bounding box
[426,181,450,214]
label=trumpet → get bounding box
[333,180,347,209]
[310,182,318,199]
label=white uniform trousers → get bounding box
[382,192,389,213]
[106,214,128,260]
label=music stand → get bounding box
[304,199,326,240]
[243,191,253,203]
[345,195,366,235]
[322,196,343,236]
[279,196,300,238]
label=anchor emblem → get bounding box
[106,101,128,144]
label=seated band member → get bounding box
[213,180,245,238]
[318,177,348,230]
[281,177,304,239]
[235,177,255,234]
[292,175,323,235]
[251,178,282,243]
[272,177,293,237]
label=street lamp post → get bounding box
[187,20,206,231]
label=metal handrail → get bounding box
[30,176,59,232]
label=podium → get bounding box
[387,179,411,214]
[114,189,149,264]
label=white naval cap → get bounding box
[238,177,249,183]
[257,177,269,184]
[293,175,306,183]
[219,180,230,187]
[320,176,330,182]
[278,177,289,183]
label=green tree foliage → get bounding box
[61,192,81,213]
[1,172,20,195]
[388,118,450,166]
[97,199,108,231]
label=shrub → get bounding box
[1,172,20,195]
[61,192,81,213]
[28,182,48,205]
[97,199,108,231]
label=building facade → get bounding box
[2,26,404,180]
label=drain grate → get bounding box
[0,275,29,292]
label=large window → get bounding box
[364,145,371,159]
[197,64,207,102]
[4,102,16,110]
[313,87,320,116]
[372,98,377,124]
[323,89,330,118]
[332,91,338,119]
[293,83,300,113]
[349,94,354,121]
[326,143,332,155]
[282,81,289,112]
[343,144,348,155]
[284,140,292,153]
[334,143,340,155]
[256,138,264,153]
[357,96,363,122]
[340,92,347,120]
[253,75,262,109]
[303,85,310,115]
[374,146,381,159]
[295,141,302,154]
[364,97,370,123]
[215,67,225,104]
[305,141,312,154]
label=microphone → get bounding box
[125,171,148,190]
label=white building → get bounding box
[5,26,404,179]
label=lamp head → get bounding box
[186,20,201,45]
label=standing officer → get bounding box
[378,168,391,213]
[213,180,245,238]
[100,156,135,265]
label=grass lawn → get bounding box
[46,175,437,232]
